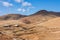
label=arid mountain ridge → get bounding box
[0,10,60,20]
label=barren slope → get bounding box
[36,17,60,40]
[40,17,60,28]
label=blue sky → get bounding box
[0,0,60,15]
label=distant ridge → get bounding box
[32,10,60,16]
[0,14,27,20]
[0,10,60,20]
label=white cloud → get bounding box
[17,8,26,12]
[22,9,26,12]
[15,0,23,3]
[2,2,13,7]
[17,8,22,12]
[22,2,32,6]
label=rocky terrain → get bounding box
[0,10,60,40]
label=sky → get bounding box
[0,0,60,15]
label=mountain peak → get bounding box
[32,10,60,16]
[39,10,48,13]
[32,10,48,15]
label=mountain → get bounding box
[32,10,60,16]
[20,10,60,24]
[0,14,27,20]
[0,10,60,21]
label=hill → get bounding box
[0,14,27,20]
[0,10,60,21]
[20,10,59,24]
